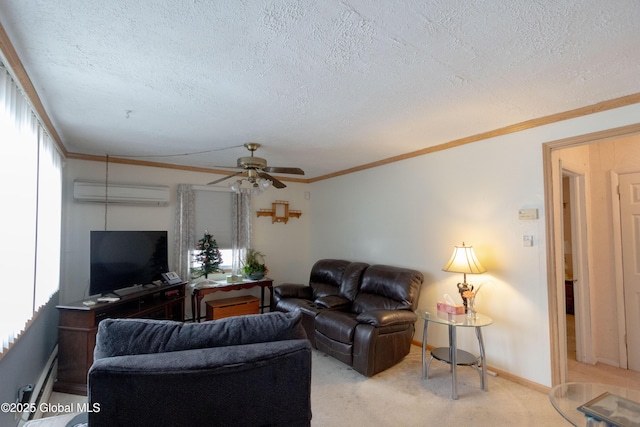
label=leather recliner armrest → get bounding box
[314,295,351,310]
[274,283,313,299]
[356,309,417,327]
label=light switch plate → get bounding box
[523,235,533,247]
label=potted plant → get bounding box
[242,249,268,280]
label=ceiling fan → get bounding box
[207,143,304,190]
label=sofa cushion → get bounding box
[314,310,358,344]
[339,261,369,301]
[352,264,423,313]
[315,331,353,366]
[356,309,418,327]
[309,259,351,298]
[94,311,306,359]
[89,339,312,427]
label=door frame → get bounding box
[543,123,640,386]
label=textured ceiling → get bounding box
[1,1,639,180]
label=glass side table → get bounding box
[415,308,493,399]
[549,382,640,426]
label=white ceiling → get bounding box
[1,1,639,180]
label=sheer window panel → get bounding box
[194,188,233,248]
[34,128,62,309]
[193,188,233,271]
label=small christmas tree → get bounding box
[191,231,223,279]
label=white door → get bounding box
[619,172,640,371]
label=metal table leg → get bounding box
[449,325,458,400]
[476,326,488,391]
[422,319,429,378]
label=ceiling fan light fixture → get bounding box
[207,143,303,190]
[229,177,270,194]
[259,178,271,189]
[229,180,242,193]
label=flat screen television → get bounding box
[90,230,169,296]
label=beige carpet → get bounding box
[310,345,568,426]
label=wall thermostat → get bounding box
[518,208,538,220]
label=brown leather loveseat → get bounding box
[274,259,423,376]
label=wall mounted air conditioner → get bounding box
[73,181,170,206]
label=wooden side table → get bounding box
[415,308,493,399]
[190,278,273,322]
[206,295,260,320]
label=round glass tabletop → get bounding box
[549,382,640,426]
[415,307,493,328]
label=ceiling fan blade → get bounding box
[207,171,244,185]
[209,165,241,170]
[263,166,305,175]
[258,172,286,189]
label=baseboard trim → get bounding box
[411,340,550,395]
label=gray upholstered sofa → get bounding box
[87,311,311,427]
[274,259,423,377]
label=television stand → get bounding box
[113,283,156,297]
[55,281,185,395]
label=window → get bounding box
[0,63,62,357]
[190,248,233,274]
[193,188,233,273]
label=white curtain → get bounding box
[174,184,195,283]
[232,189,252,275]
[0,63,62,354]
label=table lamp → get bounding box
[442,242,486,308]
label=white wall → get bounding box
[309,103,640,387]
[61,161,312,305]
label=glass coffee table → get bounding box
[416,308,493,399]
[549,382,640,426]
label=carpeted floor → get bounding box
[310,345,568,426]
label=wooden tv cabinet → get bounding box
[55,282,186,395]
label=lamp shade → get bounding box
[442,243,486,274]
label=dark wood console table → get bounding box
[191,278,273,322]
[55,282,186,395]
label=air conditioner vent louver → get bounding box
[73,181,170,206]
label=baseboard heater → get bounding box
[17,346,58,425]
[73,181,170,206]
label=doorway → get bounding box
[543,123,640,386]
